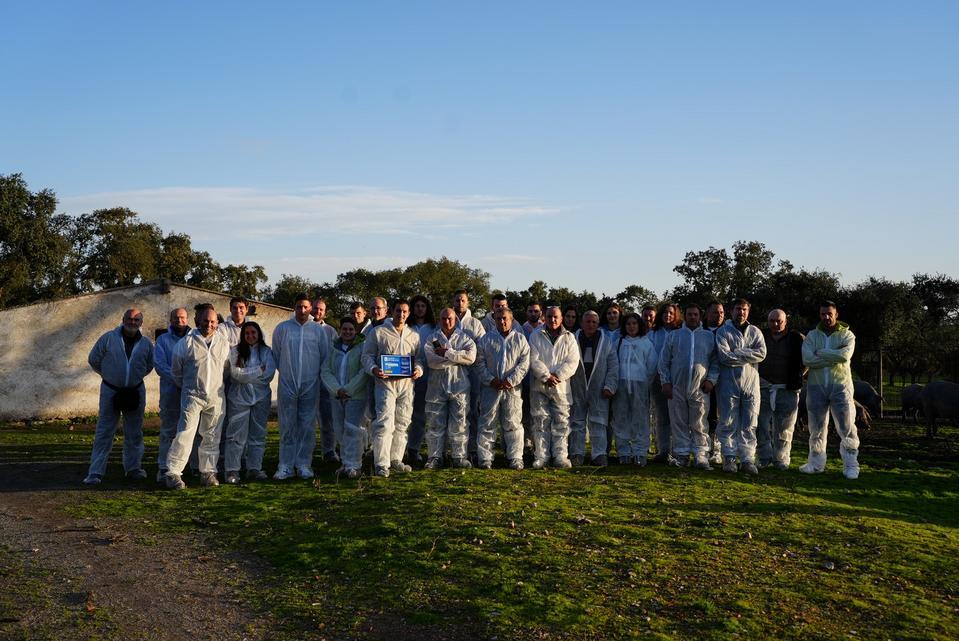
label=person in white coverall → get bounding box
[83,308,155,485]
[569,311,618,467]
[362,299,425,477]
[164,305,231,489]
[800,301,861,480]
[451,289,486,461]
[528,306,579,469]
[217,297,248,345]
[406,294,436,465]
[610,313,659,465]
[476,309,530,470]
[272,294,331,480]
[153,307,189,482]
[224,321,276,484]
[320,318,369,479]
[714,299,767,475]
[659,304,719,469]
[424,307,477,469]
[216,296,248,470]
[648,303,681,463]
[313,296,340,464]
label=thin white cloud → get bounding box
[697,196,723,205]
[59,185,558,241]
[479,254,547,264]
[264,255,411,279]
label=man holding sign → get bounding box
[362,299,425,477]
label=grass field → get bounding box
[2,417,957,640]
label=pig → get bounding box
[853,380,883,419]
[900,383,924,424]
[919,381,959,438]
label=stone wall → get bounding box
[0,281,292,420]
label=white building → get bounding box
[0,280,293,420]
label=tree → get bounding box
[0,173,71,307]
[264,274,321,309]
[64,208,164,292]
[616,284,659,314]
[671,240,776,304]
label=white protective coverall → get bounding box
[658,324,719,460]
[315,321,339,460]
[424,327,477,462]
[407,322,435,458]
[528,326,580,465]
[86,327,155,477]
[361,323,425,469]
[154,326,187,472]
[321,333,369,473]
[647,327,673,457]
[272,318,330,476]
[217,317,243,346]
[456,310,486,456]
[715,320,767,461]
[801,321,860,476]
[224,344,276,474]
[476,327,530,465]
[569,329,619,461]
[610,335,659,461]
[166,329,231,475]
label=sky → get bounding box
[3,2,957,298]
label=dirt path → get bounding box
[0,462,282,641]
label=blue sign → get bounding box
[380,354,413,377]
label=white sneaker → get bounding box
[273,466,295,480]
[840,448,859,480]
[374,466,390,478]
[799,462,825,474]
[531,458,546,470]
[390,460,412,473]
[296,466,315,479]
[82,474,102,485]
[693,455,712,470]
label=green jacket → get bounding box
[321,333,368,400]
[801,321,855,388]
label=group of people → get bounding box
[82,289,862,489]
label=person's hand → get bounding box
[336,388,350,399]
[411,369,422,380]
[434,346,448,357]
[701,380,714,394]
[601,388,614,400]
[500,380,513,391]
[373,367,389,379]
[662,382,673,400]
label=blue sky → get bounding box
[3,2,957,297]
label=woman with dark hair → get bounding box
[224,321,277,484]
[648,302,681,463]
[610,313,658,465]
[601,302,623,339]
[406,294,436,464]
[562,305,579,333]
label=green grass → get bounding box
[2,420,958,640]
